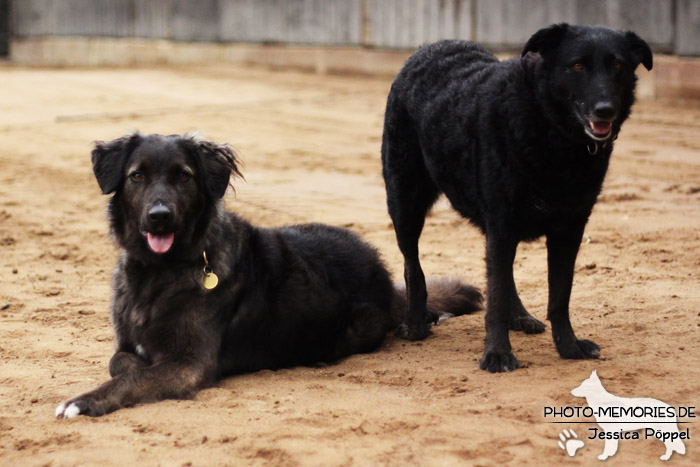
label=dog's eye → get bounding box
[130,172,144,182]
[178,171,191,182]
[612,61,623,70]
[572,63,584,71]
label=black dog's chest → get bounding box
[515,155,606,228]
[512,187,595,239]
[439,144,607,237]
[119,299,166,361]
[525,164,601,209]
[114,264,207,356]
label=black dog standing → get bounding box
[382,24,652,372]
[55,132,481,418]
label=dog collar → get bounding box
[587,133,618,156]
[202,250,219,290]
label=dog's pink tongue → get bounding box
[590,120,612,135]
[146,233,174,254]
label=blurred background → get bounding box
[2,0,699,53]
[1,0,699,98]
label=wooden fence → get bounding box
[8,0,700,55]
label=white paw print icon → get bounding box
[558,428,585,456]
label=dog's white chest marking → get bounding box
[135,344,147,359]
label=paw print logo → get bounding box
[558,428,585,456]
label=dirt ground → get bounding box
[0,63,698,466]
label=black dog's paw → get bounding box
[557,339,601,359]
[509,314,546,334]
[426,310,440,324]
[479,349,520,373]
[395,322,431,341]
[55,395,107,419]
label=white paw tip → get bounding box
[55,403,66,418]
[63,403,80,419]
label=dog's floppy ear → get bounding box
[624,31,653,71]
[522,23,569,57]
[92,133,142,194]
[182,133,243,199]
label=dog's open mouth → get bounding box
[585,119,613,140]
[146,232,175,254]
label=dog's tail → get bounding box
[391,278,483,325]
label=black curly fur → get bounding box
[381,24,652,372]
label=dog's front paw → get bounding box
[55,396,107,419]
[395,322,431,341]
[479,349,519,373]
[509,314,546,334]
[557,339,600,359]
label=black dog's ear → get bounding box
[91,133,142,194]
[181,133,243,199]
[522,23,569,57]
[625,31,653,71]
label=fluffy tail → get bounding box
[391,278,483,325]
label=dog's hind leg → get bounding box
[508,289,546,334]
[480,235,520,372]
[546,223,600,359]
[394,218,435,341]
[332,303,392,360]
[382,126,440,341]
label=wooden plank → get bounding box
[13,0,132,37]
[7,0,693,55]
[55,0,132,37]
[11,0,52,37]
[171,0,219,42]
[133,0,173,39]
[455,0,475,41]
[477,0,673,49]
[675,0,700,55]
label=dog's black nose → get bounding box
[148,204,172,222]
[593,102,616,120]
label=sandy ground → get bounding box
[0,63,698,466]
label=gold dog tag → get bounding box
[202,251,219,290]
[203,270,219,290]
